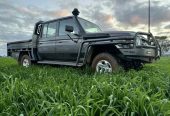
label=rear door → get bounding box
[38,21,58,60]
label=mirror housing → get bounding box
[65,25,74,32]
[36,24,42,35]
[34,21,43,35]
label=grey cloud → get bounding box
[99,0,170,26]
[0,0,170,44]
[111,0,170,26]
[0,1,77,42]
[0,0,80,56]
[49,0,114,30]
[80,0,170,33]
[165,24,170,29]
[56,0,79,10]
[150,5,170,24]
[0,2,41,42]
[81,5,117,31]
[0,32,31,42]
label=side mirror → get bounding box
[36,24,42,35]
[65,25,74,32]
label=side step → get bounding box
[37,61,83,67]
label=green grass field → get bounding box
[0,57,170,116]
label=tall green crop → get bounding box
[0,57,170,115]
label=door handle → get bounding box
[58,41,62,43]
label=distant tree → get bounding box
[156,36,170,55]
[155,36,167,40]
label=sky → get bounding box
[0,0,170,56]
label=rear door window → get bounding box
[42,21,58,39]
[42,24,48,38]
[47,22,58,38]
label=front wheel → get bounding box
[20,55,31,68]
[91,53,120,73]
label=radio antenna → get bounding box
[148,0,151,33]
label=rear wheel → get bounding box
[91,53,119,73]
[20,55,31,68]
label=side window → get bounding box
[59,18,79,36]
[42,22,58,38]
[42,24,48,38]
[47,22,57,38]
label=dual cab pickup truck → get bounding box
[7,9,161,73]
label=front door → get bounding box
[55,18,81,62]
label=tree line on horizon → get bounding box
[156,36,170,55]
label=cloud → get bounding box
[0,2,40,42]
[102,0,170,26]
[165,24,170,29]
[81,4,118,31]
[0,0,170,56]
[48,9,70,17]
[56,0,79,10]
[0,0,170,43]
[0,1,76,42]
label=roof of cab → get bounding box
[42,16,74,24]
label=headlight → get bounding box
[136,36,142,46]
[136,35,150,46]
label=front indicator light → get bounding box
[147,51,152,54]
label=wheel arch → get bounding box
[85,44,122,65]
[18,51,32,62]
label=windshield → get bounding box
[78,18,102,33]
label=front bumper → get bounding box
[119,47,158,63]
